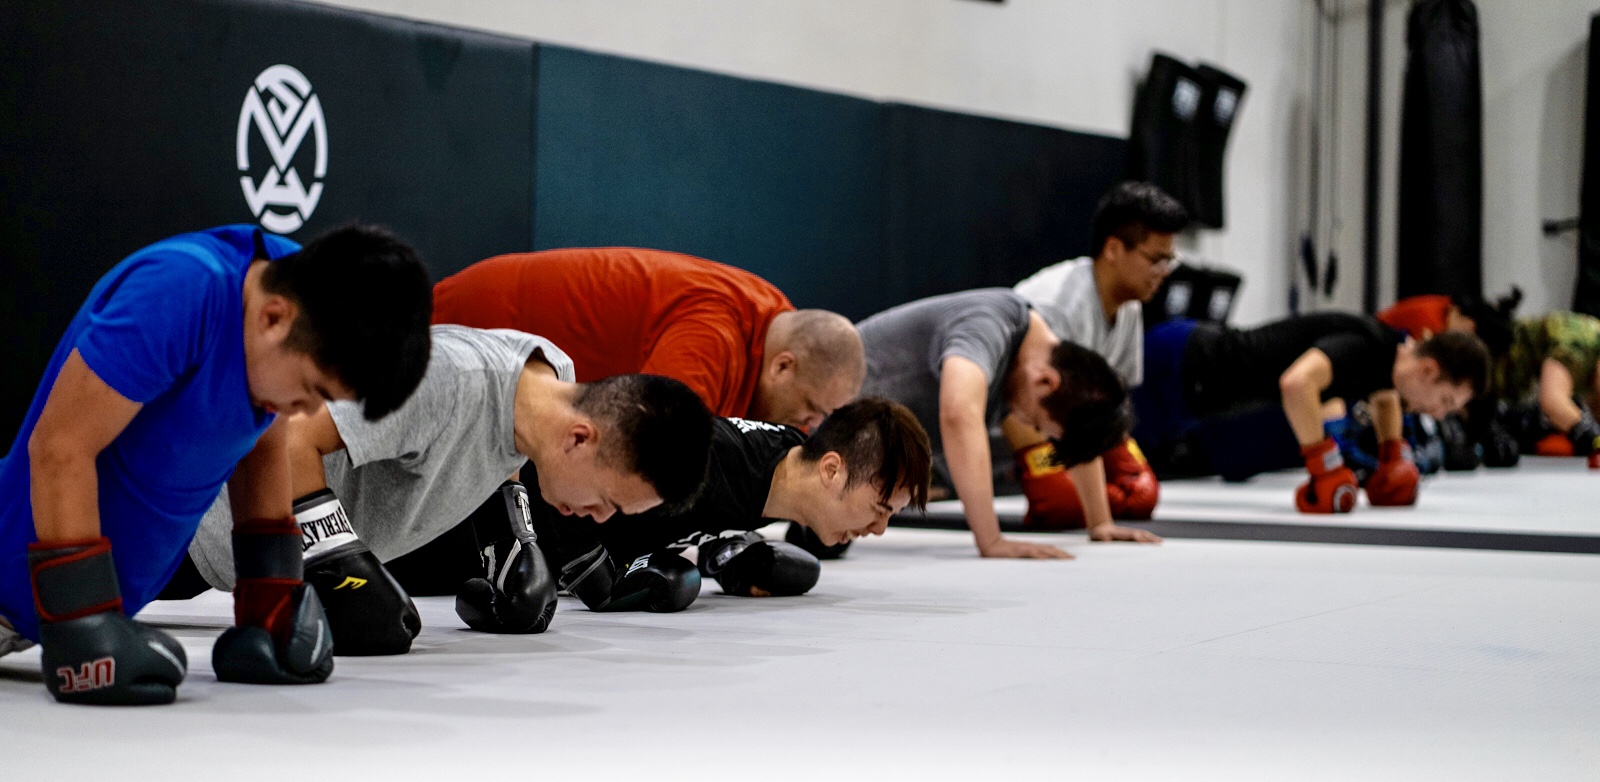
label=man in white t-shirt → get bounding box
[1006,181,1188,528]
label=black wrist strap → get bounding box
[234,519,303,581]
[28,538,122,622]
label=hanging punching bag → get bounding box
[1128,53,1204,219]
[1192,64,1248,229]
[1575,13,1600,317]
[1396,0,1483,302]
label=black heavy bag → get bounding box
[1192,64,1248,229]
[1128,54,1204,218]
[1396,0,1483,302]
[1576,14,1600,317]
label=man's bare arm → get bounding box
[1539,358,1583,432]
[1279,349,1335,446]
[28,350,143,543]
[1369,389,1404,442]
[281,407,346,497]
[1072,458,1162,543]
[229,417,295,523]
[939,356,1071,560]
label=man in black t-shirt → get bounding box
[1134,312,1490,513]
[525,398,933,612]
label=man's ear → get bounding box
[1417,356,1442,383]
[1100,235,1128,263]
[564,419,599,453]
[818,451,846,490]
[769,351,798,380]
[1039,366,1063,395]
[257,295,298,345]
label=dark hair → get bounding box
[800,397,932,511]
[1455,287,1522,357]
[1090,181,1190,257]
[1041,341,1134,467]
[574,374,713,512]
[261,224,433,421]
[1415,331,1491,395]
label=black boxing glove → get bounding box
[1568,410,1600,456]
[213,516,334,685]
[784,521,851,560]
[1466,399,1520,468]
[697,531,820,598]
[29,537,187,705]
[455,481,558,634]
[563,547,700,613]
[295,490,421,656]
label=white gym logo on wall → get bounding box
[236,64,326,234]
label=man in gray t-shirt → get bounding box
[858,289,1158,560]
[189,326,567,583]
[174,324,713,651]
[1006,181,1189,528]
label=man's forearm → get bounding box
[229,423,294,523]
[1068,457,1113,530]
[942,422,1002,549]
[29,448,102,543]
[288,444,330,497]
[1281,385,1326,445]
[1370,391,1403,441]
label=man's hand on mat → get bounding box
[978,537,1074,559]
[1088,524,1163,544]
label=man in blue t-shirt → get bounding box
[0,224,433,705]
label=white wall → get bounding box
[312,0,1311,324]
[1478,0,1592,314]
[1325,0,1595,318]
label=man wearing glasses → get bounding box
[1005,182,1189,530]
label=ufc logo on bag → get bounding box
[57,657,115,692]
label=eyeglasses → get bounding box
[1135,247,1181,270]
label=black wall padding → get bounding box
[1192,65,1247,229]
[1,1,1128,445]
[1396,0,1483,302]
[532,46,886,321]
[0,0,535,444]
[1576,13,1600,317]
[1127,54,1204,225]
[882,104,1126,304]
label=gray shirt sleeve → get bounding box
[330,327,574,471]
[934,295,1031,383]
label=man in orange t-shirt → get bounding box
[433,248,864,431]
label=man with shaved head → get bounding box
[433,248,864,431]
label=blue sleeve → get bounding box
[74,254,221,404]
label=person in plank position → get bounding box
[170,325,714,652]
[1132,313,1490,513]
[432,248,864,431]
[531,398,932,613]
[0,224,432,704]
[1479,311,1600,460]
[851,289,1155,560]
[1007,181,1188,527]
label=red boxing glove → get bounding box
[1295,438,1358,514]
[1104,438,1159,520]
[1364,439,1420,507]
[1535,433,1576,457]
[1016,442,1086,530]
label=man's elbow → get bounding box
[938,405,981,437]
[28,430,90,474]
[1278,372,1308,398]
